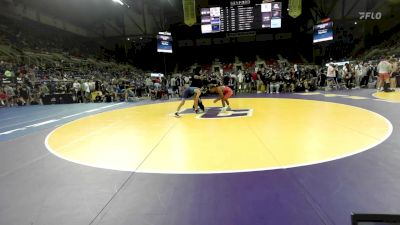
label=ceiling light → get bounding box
[112,0,124,6]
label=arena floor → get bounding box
[1,89,400,225]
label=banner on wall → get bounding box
[183,0,196,26]
[289,0,302,18]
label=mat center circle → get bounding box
[46,98,392,174]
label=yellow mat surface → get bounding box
[373,91,400,102]
[46,98,392,173]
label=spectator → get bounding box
[389,58,398,91]
[269,73,281,94]
[377,56,393,92]
[83,80,91,102]
[237,70,244,93]
[343,63,354,89]
[0,87,7,106]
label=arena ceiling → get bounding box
[9,0,182,37]
[14,0,125,27]
[5,0,400,38]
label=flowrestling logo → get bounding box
[359,12,382,20]
[177,107,253,119]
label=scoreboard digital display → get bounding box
[201,1,282,34]
[313,22,334,43]
[157,32,173,53]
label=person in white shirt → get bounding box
[360,63,370,87]
[170,76,177,97]
[326,63,338,90]
[145,77,152,94]
[343,63,355,89]
[354,62,363,88]
[237,70,244,92]
[326,64,336,78]
[73,80,81,102]
[377,56,393,92]
[83,80,91,102]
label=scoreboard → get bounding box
[201,1,282,34]
[157,32,173,53]
[313,22,334,43]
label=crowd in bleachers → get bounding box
[168,56,399,98]
[0,59,156,107]
[2,54,400,107]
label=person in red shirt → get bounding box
[209,84,233,111]
[0,87,8,106]
[251,71,258,92]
